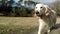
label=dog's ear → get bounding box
[44,5,51,16]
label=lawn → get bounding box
[0,17,60,34]
[0,17,38,34]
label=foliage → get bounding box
[0,0,36,17]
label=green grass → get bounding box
[0,17,38,34]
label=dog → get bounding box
[34,4,56,34]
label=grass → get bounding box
[0,17,38,34]
[0,17,60,34]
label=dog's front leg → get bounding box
[38,19,46,34]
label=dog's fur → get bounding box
[34,4,56,34]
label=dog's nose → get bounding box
[36,12,39,14]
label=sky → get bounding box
[32,0,56,3]
[14,0,19,3]
[14,0,56,4]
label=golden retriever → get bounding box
[34,4,56,34]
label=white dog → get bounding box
[34,4,56,34]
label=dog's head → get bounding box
[34,4,51,19]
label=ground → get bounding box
[0,17,60,34]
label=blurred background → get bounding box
[0,0,60,17]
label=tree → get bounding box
[7,0,14,6]
[17,0,23,5]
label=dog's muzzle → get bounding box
[35,12,40,16]
[36,12,39,14]
[36,12,40,15]
[35,11,42,19]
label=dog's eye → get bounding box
[40,7,42,8]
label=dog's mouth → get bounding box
[35,12,43,19]
[36,14,42,19]
[35,13,43,19]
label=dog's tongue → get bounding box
[35,16,41,19]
